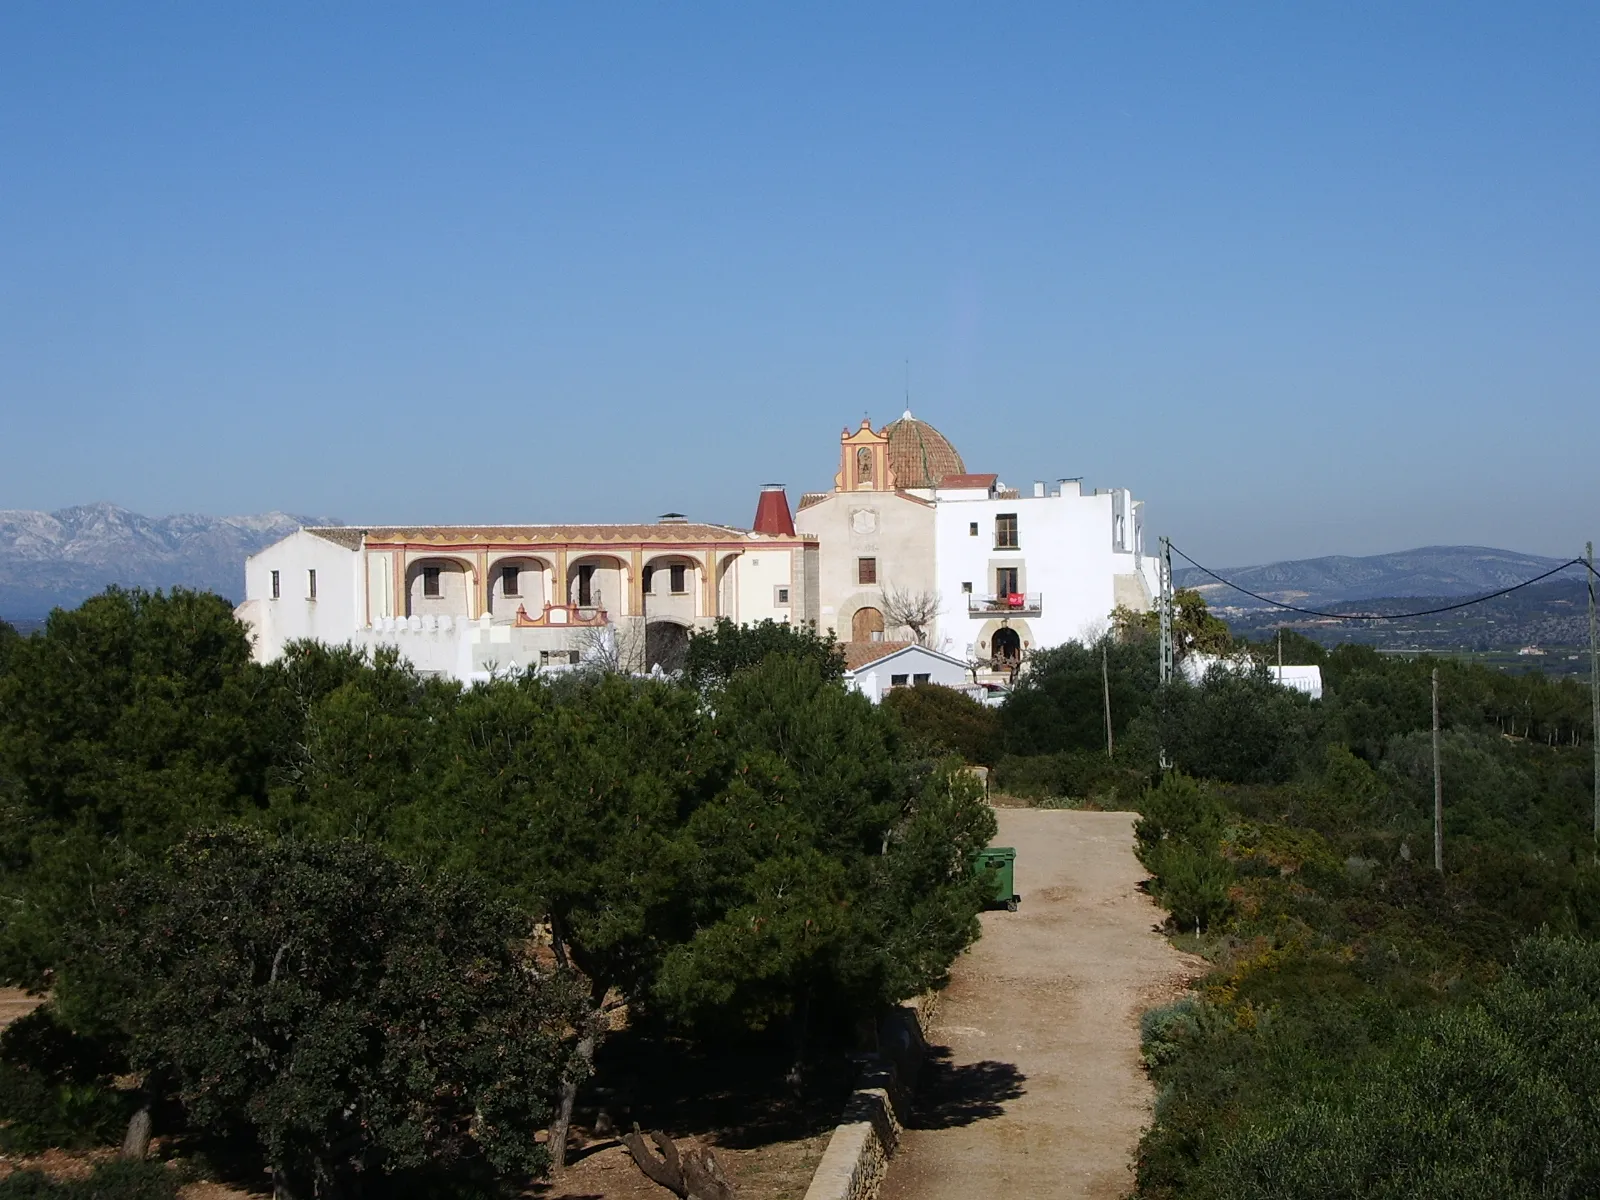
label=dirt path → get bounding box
[0,987,42,1029]
[880,809,1199,1200]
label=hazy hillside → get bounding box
[1174,545,1571,608]
[0,503,331,617]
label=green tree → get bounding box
[1111,590,1233,659]
[1000,637,1158,757]
[420,671,717,1170]
[259,641,456,842]
[1139,669,1322,785]
[883,681,1000,765]
[0,588,269,985]
[683,618,844,687]
[100,829,581,1199]
[659,655,994,1064]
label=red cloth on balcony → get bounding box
[1007,593,1024,608]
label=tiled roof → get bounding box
[840,641,916,670]
[311,523,811,546]
[305,527,365,549]
[939,473,998,489]
[797,492,831,511]
[883,415,965,489]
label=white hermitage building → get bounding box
[236,413,1158,689]
[236,505,819,681]
[795,412,1158,683]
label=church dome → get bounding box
[883,411,965,489]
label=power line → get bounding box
[1167,543,1589,621]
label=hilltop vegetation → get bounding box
[984,598,1600,1197]
[0,589,993,1196]
[5,584,1597,1196]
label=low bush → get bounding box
[883,683,999,765]
[994,750,1150,806]
[0,1009,130,1153]
[0,1161,180,1199]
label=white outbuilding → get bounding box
[841,641,990,704]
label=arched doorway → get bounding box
[991,626,1022,665]
[852,606,885,642]
[645,620,690,673]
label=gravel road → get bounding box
[880,809,1199,1200]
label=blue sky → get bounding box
[1,3,1595,566]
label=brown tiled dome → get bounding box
[883,412,965,489]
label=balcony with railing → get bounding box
[968,592,1043,616]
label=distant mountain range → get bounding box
[0,509,1582,633]
[0,503,330,618]
[1174,545,1574,610]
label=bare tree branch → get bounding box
[880,584,941,646]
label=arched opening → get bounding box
[405,558,472,617]
[487,556,549,615]
[852,606,885,642]
[567,555,626,614]
[642,554,700,622]
[991,626,1022,664]
[645,620,691,673]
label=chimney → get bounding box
[752,484,795,536]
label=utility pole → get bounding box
[1158,537,1173,772]
[1589,541,1598,844]
[1432,667,1444,874]
[1102,641,1114,760]
[1277,628,1283,686]
[1158,537,1174,686]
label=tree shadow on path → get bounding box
[904,1045,1026,1130]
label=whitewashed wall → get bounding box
[932,483,1156,660]
[240,530,363,663]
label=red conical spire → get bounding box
[752,484,795,536]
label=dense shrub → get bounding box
[1191,936,1600,1200]
[883,682,999,765]
[684,618,844,687]
[993,749,1152,805]
[0,1008,129,1153]
[999,638,1158,757]
[1138,669,1323,784]
[101,830,583,1196]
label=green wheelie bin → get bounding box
[975,846,1019,911]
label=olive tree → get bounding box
[101,829,582,1199]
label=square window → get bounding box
[969,522,979,536]
[996,567,1019,596]
[995,513,1019,549]
[775,586,791,606]
[422,567,442,598]
[307,569,317,600]
[857,557,878,585]
[502,565,520,597]
[961,581,972,594]
[669,564,688,594]
[539,650,550,665]
[890,673,909,687]
[913,673,931,685]
[568,650,581,665]
[270,570,280,600]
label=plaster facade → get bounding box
[239,520,819,682]
[797,412,1159,684]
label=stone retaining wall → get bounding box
[801,999,929,1200]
